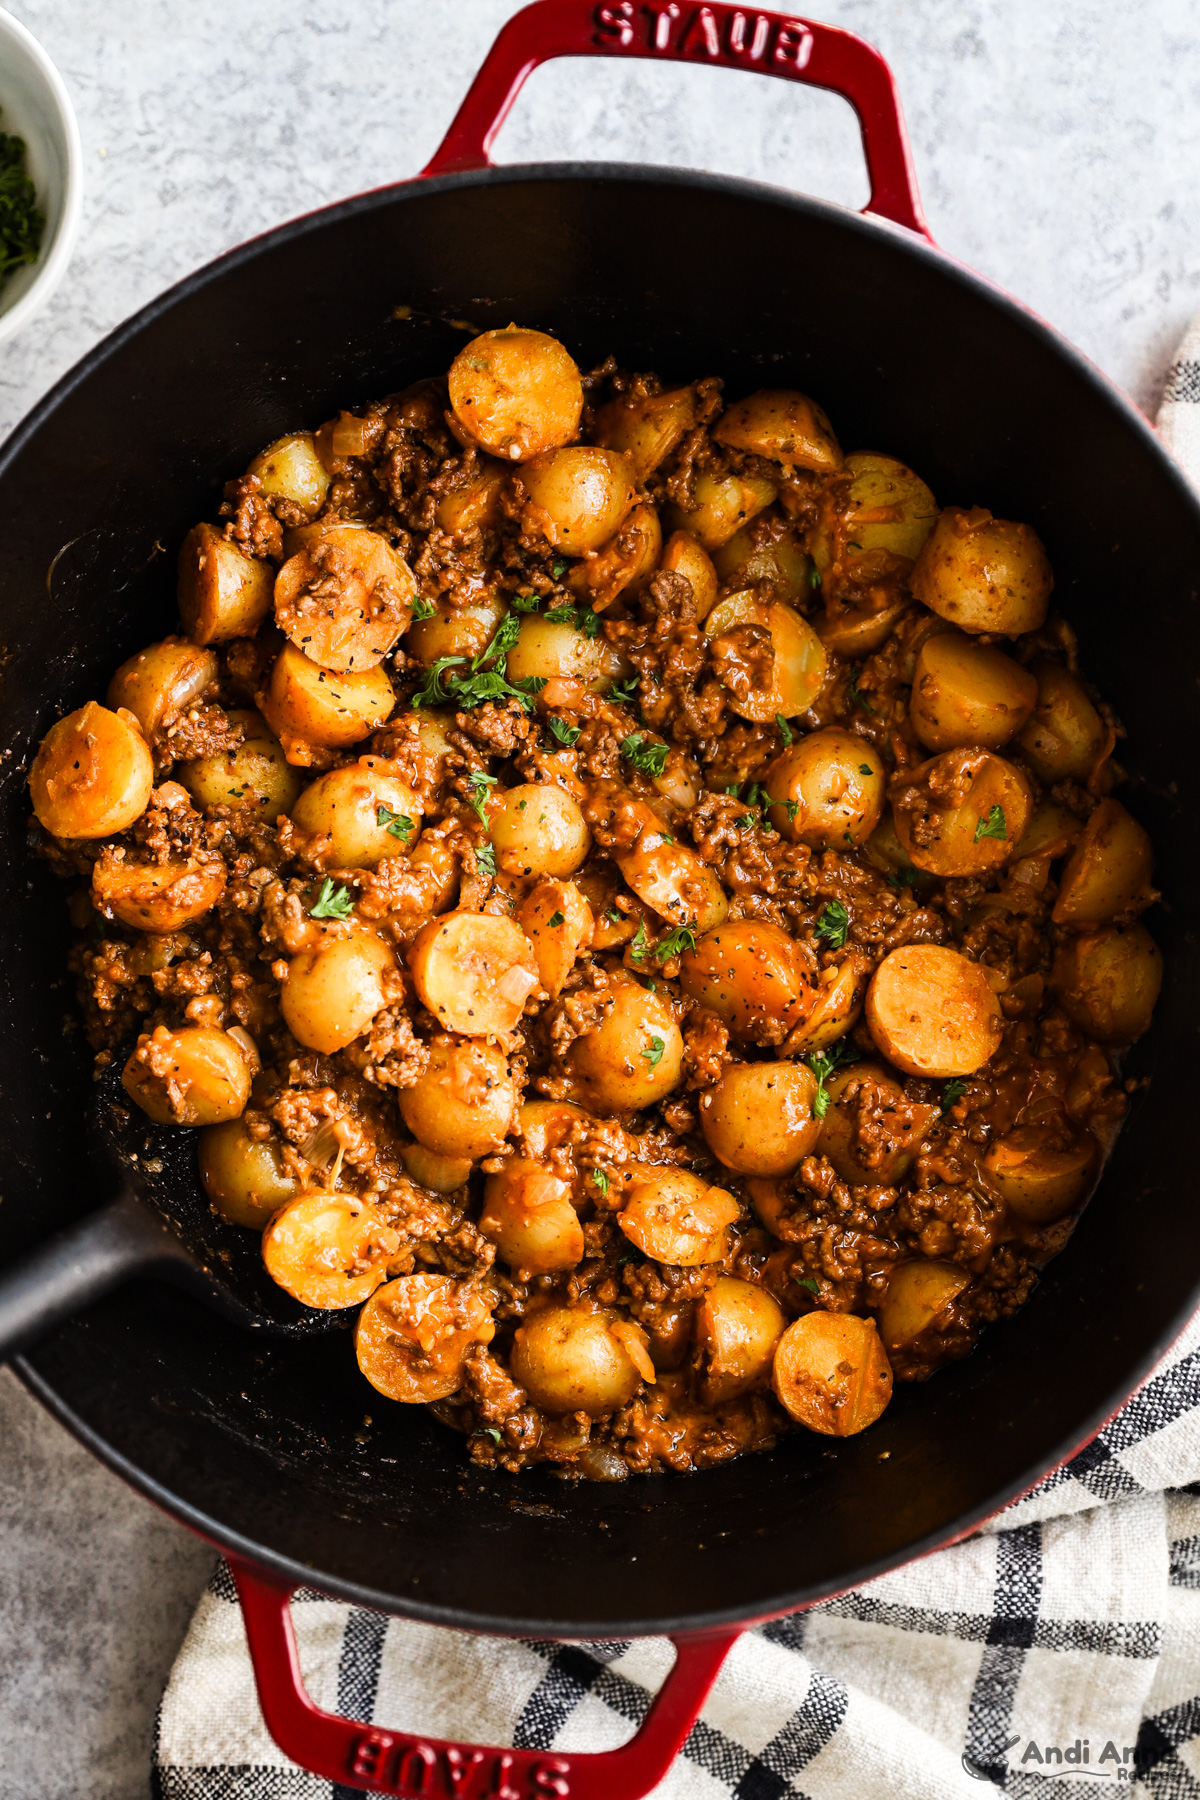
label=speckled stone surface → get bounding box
[0,1,1198,1794]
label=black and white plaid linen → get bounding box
[152,1310,1200,1799]
[154,366,1200,1800]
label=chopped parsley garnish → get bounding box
[629,917,649,962]
[410,605,546,713]
[411,654,542,713]
[465,769,498,826]
[641,1034,666,1068]
[609,674,640,707]
[547,910,565,928]
[0,118,43,291]
[809,564,822,592]
[479,1427,502,1444]
[591,1167,609,1196]
[410,595,436,620]
[848,664,874,714]
[974,804,1007,843]
[511,590,541,612]
[310,878,354,921]
[805,1039,860,1120]
[776,714,794,746]
[547,715,581,748]
[795,1275,820,1295]
[886,865,919,891]
[607,906,623,925]
[620,733,669,777]
[545,602,601,637]
[551,558,569,579]
[376,804,414,843]
[859,763,873,776]
[814,899,850,949]
[475,842,496,878]
[473,612,522,669]
[786,799,799,822]
[654,924,697,963]
[941,1077,970,1113]
[735,781,770,829]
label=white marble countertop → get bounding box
[1,1,1198,1794]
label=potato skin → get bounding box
[509,1306,644,1416]
[695,1276,786,1404]
[680,920,818,1046]
[92,851,226,932]
[107,638,218,737]
[818,1062,935,1186]
[177,523,274,644]
[199,1119,297,1227]
[399,1037,517,1161]
[879,1260,969,1351]
[246,432,331,516]
[764,728,885,848]
[505,615,628,696]
[290,759,423,868]
[490,784,591,878]
[280,926,396,1054]
[866,944,1003,1078]
[666,469,777,550]
[699,1061,820,1176]
[480,1158,585,1275]
[592,385,702,481]
[263,1191,398,1310]
[893,750,1033,878]
[29,702,154,839]
[613,808,728,932]
[619,1168,739,1265]
[520,447,636,555]
[909,632,1038,753]
[567,982,684,1112]
[408,911,538,1037]
[1051,798,1154,927]
[356,1274,494,1401]
[983,1124,1098,1223]
[772,1312,892,1435]
[518,877,593,998]
[260,643,396,756]
[713,389,843,473]
[122,1024,256,1126]
[910,505,1053,635]
[1015,660,1107,782]
[448,327,583,461]
[1051,923,1162,1044]
[705,593,827,722]
[660,529,718,620]
[178,709,304,818]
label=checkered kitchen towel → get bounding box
[153,356,1200,1800]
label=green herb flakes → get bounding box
[974,804,1007,843]
[0,117,43,291]
[641,1034,666,1069]
[547,716,581,748]
[815,899,850,949]
[376,805,414,843]
[310,878,353,921]
[620,733,669,777]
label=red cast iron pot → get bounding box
[4,4,1198,1794]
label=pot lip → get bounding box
[8,157,1200,1634]
[15,1294,1193,1637]
[1,157,1197,532]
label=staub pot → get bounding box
[2,5,1196,1794]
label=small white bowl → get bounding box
[0,6,80,345]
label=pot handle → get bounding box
[422,0,931,240]
[230,1556,740,1800]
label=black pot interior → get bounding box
[5,169,1198,1636]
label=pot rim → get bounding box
[9,158,1200,1637]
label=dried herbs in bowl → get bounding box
[0,111,43,290]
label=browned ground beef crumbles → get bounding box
[27,326,1163,1480]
